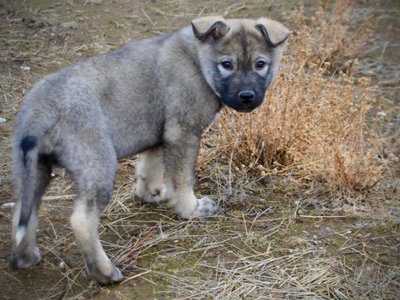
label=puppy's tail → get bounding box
[13,112,57,247]
[14,135,39,246]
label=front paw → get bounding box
[9,246,41,269]
[196,197,218,218]
[179,197,218,219]
[89,265,124,285]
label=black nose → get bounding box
[239,90,255,103]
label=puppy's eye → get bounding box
[221,60,233,70]
[255,60,267,70]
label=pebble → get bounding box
[377,111,387,118]
[20,64,31,71]
[61,21,78,29]
[59,261,66,270]
[0,117,6,124]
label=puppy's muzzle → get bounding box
[238,90,256,104]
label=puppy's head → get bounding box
[192,16,289,112]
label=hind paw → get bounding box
[90,265,124,285]
[9,246,41,268]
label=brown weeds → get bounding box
[203,0,385,195]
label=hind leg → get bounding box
[136,147,168,204]
[10,160,52,268]
[70,186,122,284]
[67,142,123,284]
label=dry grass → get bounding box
[0,0,399,299]
[203,0,388,196]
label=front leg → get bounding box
[163,129,218,220]
[136,147,168,204]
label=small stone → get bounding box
[377,111,387,118]
[61,21,78,29]
[0,117,6,124]
[20,65,31,71]
[59,261,66,270]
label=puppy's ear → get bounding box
[255,18,289,48]
[191,16,230,43]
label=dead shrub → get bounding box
[200,0,385,195]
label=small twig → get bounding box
[121,269,152,285]
[116,227,157,266]
[297,214,354,219]
[223,3,247,17]
[42,194,75,201]
[141,9,155,27]
[1,270,22,283]
[226,149,234,201]
[47,217,58,240]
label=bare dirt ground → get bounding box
[0,0,399,299]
